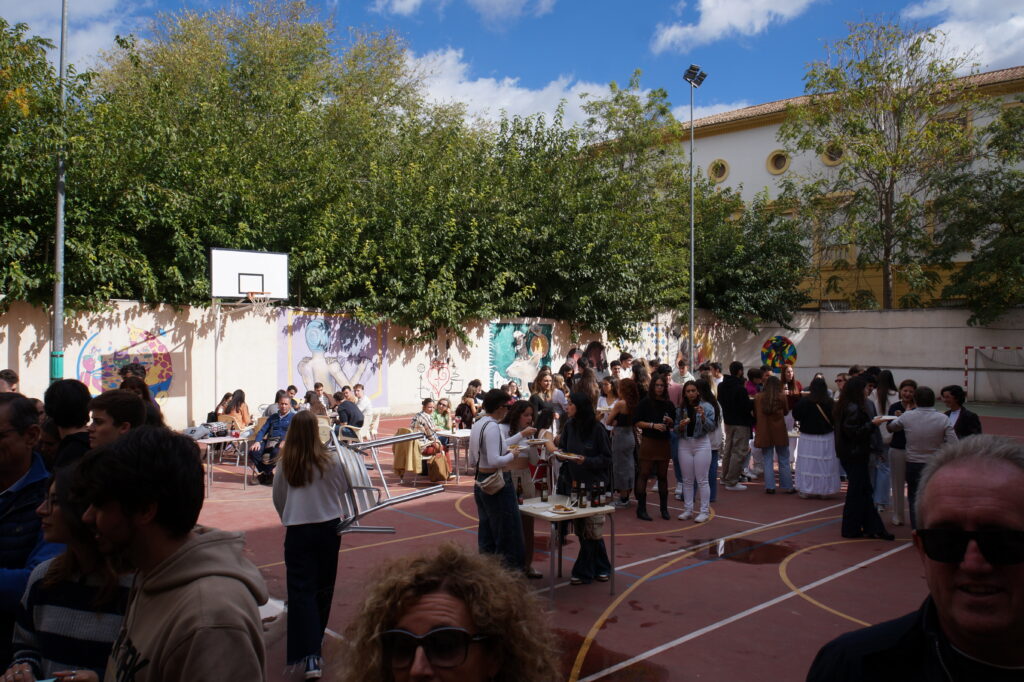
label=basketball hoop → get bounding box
[246,292,270,315]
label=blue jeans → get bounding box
[474,472,525,571]
[871,447,891,507]
[762,445,792,490]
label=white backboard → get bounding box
[210,248,289,300]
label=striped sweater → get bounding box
[11,558,132,680]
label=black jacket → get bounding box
[807,597,1017,682]
[718,375,754,427]
[946,406,982,440]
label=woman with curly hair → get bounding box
[335,543,561,682]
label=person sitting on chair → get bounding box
[335,388,364,440]
[249,393,294,485]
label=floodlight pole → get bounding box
[51,0,69,383]
[683,65,707,371]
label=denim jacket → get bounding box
[676,401,716,439]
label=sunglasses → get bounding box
[916,528,1024,565]
[381,626,490,669]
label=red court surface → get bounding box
[197,413,1022,681]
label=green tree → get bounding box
[0,18,90,309]
[778,21,994,309]
[931,100,1024,325]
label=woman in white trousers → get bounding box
[676,380,717,523]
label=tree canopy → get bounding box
[1,1,811,342]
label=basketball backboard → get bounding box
[210,248,289,300]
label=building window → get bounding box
[766,150,790,175]
[708,159,729,183]
[821,145,843,166]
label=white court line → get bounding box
[578,542,912,682]
[529,503,844,596]
[711,513,762,525]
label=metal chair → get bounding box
[328,430,443,536]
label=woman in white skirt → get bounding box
[792,377,841,497]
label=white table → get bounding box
[518,493,616,607]
[198,436,250,494]
[437,428,471,483]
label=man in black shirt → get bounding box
[335,386,364,439]
[43,379,94,468]
[807,435,1024,681]
[718,361,754,491]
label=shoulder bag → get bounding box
[474,421,506,495]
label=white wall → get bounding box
[2,302,1020,431]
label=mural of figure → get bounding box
[490,322,552,396]
[283,315,386,406]
[76,327,174,400]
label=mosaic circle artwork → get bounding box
[761,335,797,370]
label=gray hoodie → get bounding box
[105,527,269,682]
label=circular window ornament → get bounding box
[766,150,790,175]
[821,145,844,166]
[708,158,729,183]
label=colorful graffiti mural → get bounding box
[488,322,553,395]
[677,327,716,366]
[279,311,387,405]
[75,327,174,398]
[761,335,798,370]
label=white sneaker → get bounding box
[724,484,747,491]
[694,512,709,523]
[677,510,694,521]
[674,482,683,496]
[651,481,659,492]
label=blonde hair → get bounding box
[334,544,561,682]
[278,410,332,487]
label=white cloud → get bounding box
[408,47,604,125]
[672,100,753,122]
[652,0,820,53]
[370,0,427,16]
[902,0,1024,70]
[0,0,143,70]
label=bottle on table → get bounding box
[572,479,579,506]
[579,482,588,508]
[539,479,549,503]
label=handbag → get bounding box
[473,422,506,495]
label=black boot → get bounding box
[636,492,652,521]
[659,489,670,520]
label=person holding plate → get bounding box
[498,401,543,579]
[554,393,612,585]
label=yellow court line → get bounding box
[567,513,841,682]
[256,524,477,569]
[778,539,911,627]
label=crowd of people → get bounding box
[462,348,987,581]
[0,349,1007,681]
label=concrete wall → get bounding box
[2,302,1021,430]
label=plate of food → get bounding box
[525,438,549,445]
[549,504,575,514]
[555,451,585,462]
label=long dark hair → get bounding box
[695,378,720,426]
[617,378,640,413]
[834,375,869,422]
[535,408,555,431]
[807,376,831,404]
[876,370,897,413]
[225,389,246,415]
[45,466,126,607]
[500,400,534,431]
[304,390,327,416]
[568,391,598,437]
[760,375,785,415]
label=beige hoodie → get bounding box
[105,527,269,682]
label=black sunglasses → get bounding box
[380,626,490,669]
[916,528,1024,565]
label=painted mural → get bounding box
[488,322,553,395]
[618,321,670,363]
[279,311,388,405]
[416,356,466,401]
[677,327,716,366]
[761,335,798,370]
[75,327,174,399]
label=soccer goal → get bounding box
[963,346,1024,403]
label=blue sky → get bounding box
[4,0,1023,125]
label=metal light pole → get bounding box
[51,0,69,383]
[683,64,707,371]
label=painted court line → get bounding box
[711,513,762,525]
[616,503,843,572]
[578,542,912,681]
